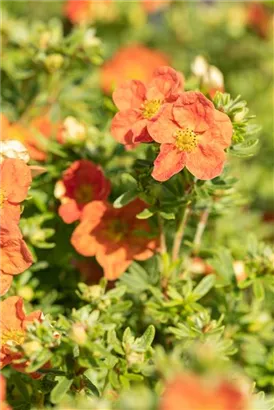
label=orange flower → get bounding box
[74,258,104,284]
[0,226,33,296]
[0,158,32,228]
[1,114,59,161]
[71,200,158,279]
[247,3,271,38]
[0,375,11,410]
[142,0,171,13]
[101,45,170,95]
[111,66,184,146]
[148,91,232,181]
[0,296,42,371]
[65,0,115,24]
[160,374,250,410]
[55,160,111,224]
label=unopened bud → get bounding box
[60,117,87,145]
[0,140,30,163]
[45,54,64,73]
[17,286,34,301]
[23,340,42,356]
[70,323,87,346]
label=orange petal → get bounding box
[113,80,146,111]
[0,237,33,275]
[58,200,81,224]
[0,273,13,296]
[1,158,32,203]
[96,247,131,280]
[0,296,25,332]
[186,143,226,180]
[111,109,143,145]
[152,144,186,182]
[148,103,178,143]
[146,66,184,101]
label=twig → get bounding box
[157,212,167,255]
[172,203,191,261]
[193,207,210,254]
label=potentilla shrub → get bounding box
[0,4,273,410]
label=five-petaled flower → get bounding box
[0,296,43,375]
[101,45,170,95]
[71,200,158,279]
[148,91,232,181]
[111,66,184,146]
[55,160,110,224]
[160,373,250,410]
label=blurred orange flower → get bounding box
[0,226,33,296]
[65,0,115,24]
[0,375,11,410]
[111,66,184,146]
[149,91,232,181]
[0,158,32,228]
[55,160,110,224]
[71,200,158,279]
[100,45,170,94]
[142,0,171,13]
[0,296,42,371]
[1,114,59,161]
[160,374,250,410]
[247,3,272,38]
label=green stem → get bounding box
[172,203,191,262]
[157,212,167,255]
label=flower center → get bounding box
[106,220,128,242]
[0,188,7,208]
[175,128,198,152]
[75,184,93,204]
[142,99,161,119]
[1,329,25,346]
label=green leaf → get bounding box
[253,280,265,301]
[26,349,52,373]
[113,191,137,208]
[50,376,73,404]
[159,211,175,220]
[12,374,30,402]
[192,274,216,301]
[83,369,100,396]
[135,325,155,350]
[136,209,154,219]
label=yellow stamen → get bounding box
[175,128,198,152]
[75,184,93,204]
[0,189,7,208]
[142,99,161,119]
[1,329,25,346]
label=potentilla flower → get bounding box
[71,200,158,280]
[0,375,11,410]
[55,160,110,224]
[65,0,116,24]
[0,225,33,296]
[100,45,170,95]
[148,91,232,181]
[0,158,32,228]
[160,374,250,410]
[111,66,184,146]
[142,0,171,13]
[0,296,44,378]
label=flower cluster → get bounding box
[55,159,158,279]
[111,66,233,181]
[0,158,33,295]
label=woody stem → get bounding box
[193,207,210,254]
[172,203,191,261]
[157,213,167,255]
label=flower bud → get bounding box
[59,117,87,145]
[17,286,34,301]
[44,54,64,73]
[0,140,30,163]
[70,323,87,346]
[23,341,42,356]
